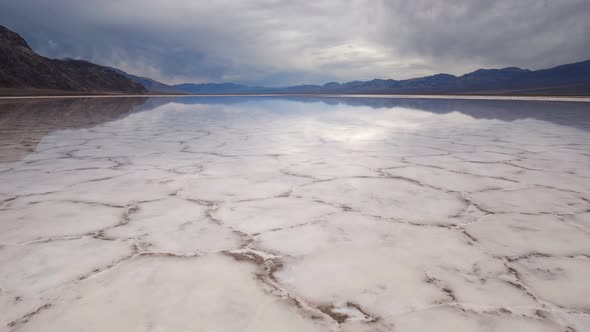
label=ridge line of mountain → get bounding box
[0,25,146,94]
[120,59,590,96]
[1,24,589,96]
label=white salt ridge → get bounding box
[13,255,330,332]
[513,256,590,312]
[213,197,339,234]
[0,201,122,244]
[104,197,241,254]
[466,213,590,257]
[294,177,467,225]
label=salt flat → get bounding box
[1,96,590,331]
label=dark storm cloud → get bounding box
[1,0,588,85]
[377,0,590,74]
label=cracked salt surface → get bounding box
[1,96,590,331]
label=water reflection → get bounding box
[0,97,146,162]
[1,96,589,162]
[282,97,590,131]
[149,96,590,130]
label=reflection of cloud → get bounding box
[317,125,390,143]
[1,1,588,86]
[309,107,477,145]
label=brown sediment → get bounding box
[317,302,380,324]
[223,250,347,325]
[441,287,457,302]
[424,273,457,302]
[461,229,479,244]
[267,259,284,282]
[7,303,52,328]
[345,302,380,323]
[535,309,549,319]
[223,250,284,283]
[506,252,551,262]
[119,205,139,226]
[424,274,438,284]
[223,250,266,265]
[504,264,539,301]
[506,280,528,292]
[317,304,349,324]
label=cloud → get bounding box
[1,0,589,85]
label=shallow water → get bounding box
[1,96,590,331]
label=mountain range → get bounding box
[112,61,590,96]
[1,25,589,96]
[0,25,145,95]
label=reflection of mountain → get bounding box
[147,96,590,131]
[0,97,147,162]
[293,97,590,131]
[1,95,588,163]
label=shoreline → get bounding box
[0,93,590,103]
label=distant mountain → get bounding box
[109,67,180,94]
[172,82,261,94]
[171,60,590,96]
[272,61,590,95]
[0,25,146,94]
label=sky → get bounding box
[1,0,589,86]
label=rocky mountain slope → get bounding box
[0,25,146,94]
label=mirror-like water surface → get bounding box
[1,96,590,331]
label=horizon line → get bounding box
[1,93,589,103]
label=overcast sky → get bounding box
[2,0,589,86]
